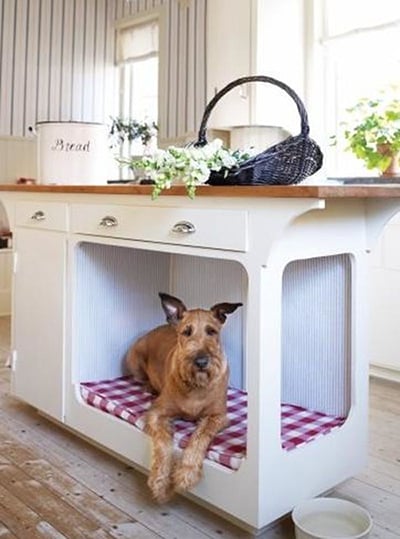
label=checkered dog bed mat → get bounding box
[80,376,346,471]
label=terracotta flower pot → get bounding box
[377,144,400,177]
[382,154,400,176]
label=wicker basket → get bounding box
[195,75,323,186]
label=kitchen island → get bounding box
[0,183,399,534]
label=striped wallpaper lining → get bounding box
[0,0,207,141]
[163,0,206,139]
[281,254,352,417]
[74,242,245,387]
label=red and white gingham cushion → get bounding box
[80,376,345,471]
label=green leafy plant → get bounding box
[109,117,158,147]
[341,87,400,173]
[121,139,254,198]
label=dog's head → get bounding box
[159,292,242,388]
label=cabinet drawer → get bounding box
[15,201,68,232]
[71,204,248,252]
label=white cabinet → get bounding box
[205,0,306,132]
[369,214,400,381]
[12,203,66,420]
[206,0,252,129]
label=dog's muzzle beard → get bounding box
[178,353,221,389]
[193,354,210,371]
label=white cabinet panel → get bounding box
[382,223,400,270]
[206,0,251,129]
[369,267,400,374]
[0,250,12,315]
[12,228,65,420]
[368,215,400,377]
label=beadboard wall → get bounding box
[0,0,206,144]
[74,243,246,388]
[281,254,351,417]
[0,0,116,136]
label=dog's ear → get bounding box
[159,292,187,325]
[211,302,243,324]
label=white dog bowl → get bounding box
[292,497,373,539]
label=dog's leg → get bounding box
[145,406,175,503]
[173,414,228,493]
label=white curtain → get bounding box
[117,21,159,63]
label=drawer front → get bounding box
[71,204,248,251]
[15,201,69,232]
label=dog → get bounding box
[125,292,242,503]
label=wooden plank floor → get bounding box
[0,316,399,538]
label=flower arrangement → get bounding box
[340,87,400,174]
[125,138,255,198]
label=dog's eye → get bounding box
[181,326,192,337]
[206,326,217,336]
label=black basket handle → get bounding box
[195,75,310,147]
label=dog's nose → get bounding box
[194,356,209,370]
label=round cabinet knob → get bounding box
[30,210,46,221]
[99,215,118,228]
[171,221,196,234]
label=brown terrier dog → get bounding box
[126,292,242,503]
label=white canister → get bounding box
[36,121,110,185]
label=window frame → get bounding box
[114,6,167,141]
[306,0,400,178]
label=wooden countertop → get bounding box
[1,183,400,198]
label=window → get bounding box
[116,18,159,157]
[314,0,400,177]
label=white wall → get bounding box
[252,0,306,133]
[0,136,36,183]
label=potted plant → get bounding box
[121,138,254,198]
[109,117,159,182]
[109,117,158,149]
[340,87,400,176]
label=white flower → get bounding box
[125,137,253,198]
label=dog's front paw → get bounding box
[148,473,173,504]
[173,463,203,493]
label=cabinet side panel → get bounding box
[13,229,65,420]
[0,250,12,315]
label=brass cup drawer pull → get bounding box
[171,221,196,234]
[99,215,119,228]
[31,210,46,221]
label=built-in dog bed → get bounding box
[80,376,346,471]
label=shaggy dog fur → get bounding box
[126,292,242,502]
